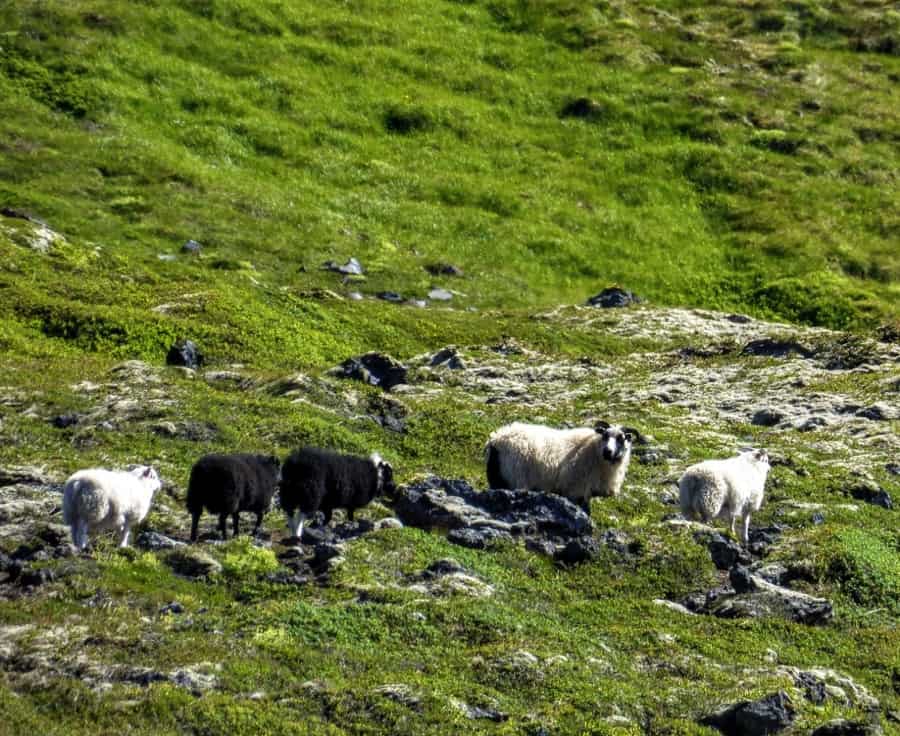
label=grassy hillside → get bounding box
[0,1,899,734]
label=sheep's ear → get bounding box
[594,420,611,433]
[622,426,642,444]
[754,449,769,462]
[142,467,153,478]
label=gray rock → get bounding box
[425,263,463,277]
[51,414,79,429]
[428,288,453,301]
[376,291,404,303]
[699,532,751,570]
[429,347,465,370]
[165,549,222,578]
[700,691,795,736]
[136,531,185,551]
[373,684,421,711]
[333,352,408,391]
[159,601,185,615]
[448,527,512,549]
[811,720,878,736]
[450,698,508,722]
[323,257,364,276]
[856,402,897,420]
[886,463,900,476]
[555,536,600,565]
[742,338,813,359]
[181,239,202,255]
[166,339,204,370]
[587,287,641,308]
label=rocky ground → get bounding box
[0,302,897,734]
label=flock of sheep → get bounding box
[61,421,771,552]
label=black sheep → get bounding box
[279,447,395,539]
[186,453,281,542]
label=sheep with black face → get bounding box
[484,421,635,511]
[279,447,396,540]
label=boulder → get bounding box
[333,352,408,391]
[165,549,222,578]
[587,287,641,308]
[700,691,795,736]
[166,339,204,370]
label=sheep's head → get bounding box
[371,453,396,496]
[131,465,162,494]
[261,454,282,484]
[594,421,634,463]
[743,448,770,469]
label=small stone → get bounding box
[181,239,202,255]
[375,517,403,530]
[51,414,79,429]
[886,463,900,476]
[587,286,641,308]
[702,532,751,570]
[811,720,878,736]
[322,257,364,276]
[136,531,185,551]
[333,352,408,391]
[429,347,465,370]
[427,288,453,301]
[165,549,222,578]
[856,402,897,420]
[751,408,784,427]
[425,263,463,277]
[376,291,404,303]
[160,601,185,615]
[554,536,600,565]
[849,482,893,510]
[700,691,795,736]
[347,291,364,301]
[166,339,204,370]
[450,698,507,722]
[729,565,755,594]
[742,338,813,359]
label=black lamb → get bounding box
[279,447,395,539]
[186,453,281,542]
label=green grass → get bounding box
[1,0,900,733]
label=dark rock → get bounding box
[18,567,54,587]
[278,547,305,560]
[334,352,408,391]
[811,720,877,736]
[729,565,755,594]
[181,239,202,255]
[376,291,404,303]
[748,525,783,556]
[796,671,828,705]
[422,559,467,578]
[751,408,784,427]
[726,314,752,324]
[300,526,331,546]
[599,528,642,556]
[812,512,826,525]
[525,538,558,556]
[367,394,408,433]
[323,257,364,276]
[856,402,897,421]
[160,601,185,615]
[560,97,607,120]
[425,263,463,277]
[700,532,752,570]
[51,414,79,429]
[700,691,795,736]
[885,463,900,476]
[311,543,343,567]
[0,207,46,225]
[136,531,185,551]
[166,339,204,370]
[849,482,893,510]
[34,525,67,547]
[453,700,508,721]
[266,570,311,586]
[587,287,641,308]
[742,338,813,359]
[555,536,600,565]
[429,347,465,370]
[448,527,512,549]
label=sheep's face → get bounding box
[262,455,282,483]
[132,466,162,494]
[595,424,633,463]
[374,458,396,497]
[744,449,770,469]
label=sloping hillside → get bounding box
[0,1,898,734]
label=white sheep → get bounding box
[678,449,770,545]
[484,421,635,510]
[62,466,162,550]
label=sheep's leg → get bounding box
[190,511,201,543]
[118,521,131,548]
[321,508,333,526]
[287,510,305,539]
[218,513,228,539]
[347,508,355,522]
[254,510,264,535]
[232,513,240,538]
[742,513,751,547]
[73,520,89,551]
[729,515,737,537]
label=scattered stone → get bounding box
[698,532,751,570]
[164,549,222,578]
[425,263,463,277]
[136,531,185,551]
[856,402,898,421]
[429,347,465,370]
[886,463,900,477]
[653,599,696,615]
[554,536,600,565]
[742,338,813,359]
[0,466,55,487]
[376,291,404,303]
[159,601,185,615]
[51,414,79,429]
[375,517,403,531]
[448,527,512,549]
[450,698,508,722]
[181,239,202,255]
[726,314,752,324]
[333,352,408,391]
[560,97,607,120]
[347,291,364,301]
[599,528,642,557]
[323,257,364,276]
[700,691,795,736]
[427,288,453,301]
[407,558,495,598]
[367,394,408,433]
[166,339,204,370]
[751,408,784,427]
[795,671,828,705]
[700,572,833,625]
[811,721,877,736]
[849,482,893,510]
[587,287,641,308]
[372,684,421,711]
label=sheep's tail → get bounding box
[678,474,702,519]
[485,443,507,490]
[61,479,80,525]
